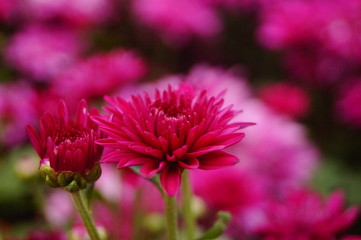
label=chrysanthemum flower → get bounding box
[26,100,103,192]
[256,189,359,240]
[93,84,252,196]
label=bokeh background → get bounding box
[0,0,361,239]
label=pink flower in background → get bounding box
[5,26,84,82]
[132,0,221,47]
[337,80,361,128]
[0,0,17,21]
[53,50,147,104]
[26,100,103,174]
[95,164,122,202]
[117,64,251,106]
[258,1,322,49]
[116,172,164,240]
[193,168,265,214]
[232,100,319,193]
[257,189,359,240]
[192,167,267,235]
[44,190,74,227]
[184,65,251,106]
[93,84,252,195]
[258,82,310,119]
[284,48,355,86]
[258,0,361,85]
[0,82,38,146]
[21,0,114,28]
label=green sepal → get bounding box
[39,162,102,192]
[40,164,57,182]
[58,172,72,187]
[63,179,81,192]
[45,175,60,188]
[74,173,88,189]
[85,164,102,182]
[196,211,232,240]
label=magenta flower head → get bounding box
[26,100,103,192]
[92,84,252,196]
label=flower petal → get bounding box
[179,155,199,169]
[75,99,88,127]
[213,133,245,147]
[198,151,239,170]
[188,145,225,157]
[96,138,120,148]
[74,149,86,171]
[140,160,166,178]
[160,164,182,196]
[57,100,69,128]
[128,143,164,158]
[26,125,43,158]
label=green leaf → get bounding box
[196,211,232,240]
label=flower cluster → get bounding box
[1,0,361,239]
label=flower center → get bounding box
[53,124,91,146]
[151,99,191,119]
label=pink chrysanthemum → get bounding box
[257,189,359,240]
[132,0,221,47]
[258,82,310,119]
[337,80,361,128]
[93,84,252,196]
[53,49,147,103]
[5,25,83,82]
[26,100,103,191]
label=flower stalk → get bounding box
[71,191,101,240]
[182,170,196,240]
[163,193,179,240]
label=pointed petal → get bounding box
[173,145,188,159]
[160,165,182,196]
[46,137,57,170]
[57,100,69,128]
[95,138,120,148]
[101,150,126,163]
[326,190,344,216]
[118,155,149,168]
[213,133,245,147]
[76,99,88,126]
[63,150,73,172]
[128,143,164,158]
[140,160,166,178]
[188,145,225,157]
[198,151,239,170]
[178,155,199,169]
[192,131,217,150]
[26,125,43,158]
[74,149,86,171]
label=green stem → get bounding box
[71,191,101,240]
[84,183,95,209]
[132,188,143,240]
[182,171,196,240]
[163,194,179,240]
